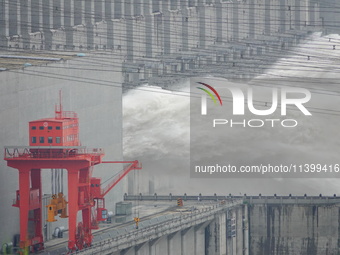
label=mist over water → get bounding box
[123,33,340,196]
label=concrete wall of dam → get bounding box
[0,0,337,84]
[0,0,330,50]
[249,201,340,255]
[209,200,340,255]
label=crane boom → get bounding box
[100,160,141,198]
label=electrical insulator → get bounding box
[177,198,183,207]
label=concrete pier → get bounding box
[0,0,8,47]
[20,0,30,49]
[42,0,53,50]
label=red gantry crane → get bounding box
[4,92,141,254]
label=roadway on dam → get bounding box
[40,199,237,255]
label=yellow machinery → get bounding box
[134,217,140,229]
[46,193,68,222]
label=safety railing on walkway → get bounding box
[4,146,104,160]
[124,193,340,205]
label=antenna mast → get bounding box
[55,90,63,119]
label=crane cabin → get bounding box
[29,114,79,147]
[28,94,80,158]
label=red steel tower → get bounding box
[4,93,141,254]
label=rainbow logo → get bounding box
[196,82,223,106]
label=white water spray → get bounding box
[123,33,340,195]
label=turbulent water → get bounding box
[123,33,340,196]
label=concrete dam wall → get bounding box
[0,0,338,51]
[0,0,339,84]
[249,204,339,254]
[219,199,340,255]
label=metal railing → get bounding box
[4,146,104,159]
[55,111,78,119]
[124,193,340,205]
